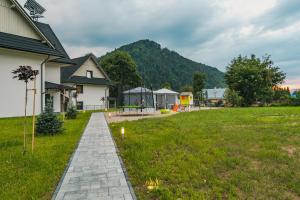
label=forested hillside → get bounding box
[105,39,226,90]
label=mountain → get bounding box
[113,39,225,90]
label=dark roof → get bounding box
[61,53,111,85]
[0,32,64,57]
[45,81,75,90]
[34,22,69,58]
[64,76,111,85]
[50,57,76,65]
[61,54,89,80]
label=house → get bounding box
[0,0,74,117]
[203,88,226,104]
[61,54,111,111]
[154,88,179,109]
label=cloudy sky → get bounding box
[20,0,300,88]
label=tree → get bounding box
[224,89,242,107]
[36,102,63,135]
[193,72,206,97]
[273,86,291,104]
[180,85,193,92]
[99,51,141,106]
[12,66,38,154]
[225,54,286,106]
[161,82,171,89]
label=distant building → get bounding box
[203,88,226,104]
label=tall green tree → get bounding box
[193,72,206,95]
[224,89,242,107]
[180,85,193,92]
[193,72,206,105]
[99,51,141,106]
[225,55,285,106]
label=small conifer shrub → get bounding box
[36,102,63,135]
[66,105,77,119]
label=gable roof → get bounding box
[34,22,69,58]
[0,32,64,57]
[154,88,178,95]
[123,87,153,94]
[61,53,111,85]
[8,0,54,48]
[0,0,69,58]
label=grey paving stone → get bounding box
[52,113,134,200]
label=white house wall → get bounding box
[45,63,61,84]
[73,59,105,78]
[45,62,61,112]
[0,48,46,118]
[77,85,108,110]
[0,0,41,40]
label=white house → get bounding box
[0,0,75,117]
[61,54,111,111]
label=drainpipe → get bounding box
[40,56,50,113]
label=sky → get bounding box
[19,0,300,89]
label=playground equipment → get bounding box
[180,92,193,111]
[122,87,156,114]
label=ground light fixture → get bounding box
[121,127,125,139]
[108,112,112,118]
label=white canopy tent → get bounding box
[154,88,179,109]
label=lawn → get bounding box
[110,107,300,199]
[0,112,91,199]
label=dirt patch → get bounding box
[250,160,261,170]
[282,146,297,157]
[105,111,177,123]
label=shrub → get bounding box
[36,103,63,135]
[66,105,77,119]
[160,109,171,114]
[224,89,242,107]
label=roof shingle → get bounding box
[0,32,64,57]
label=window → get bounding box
[86,70,93,78]
[76,101,83,110]
[76,85,83,94]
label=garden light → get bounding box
[121,127,125,139]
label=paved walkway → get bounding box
[53,113,135,200]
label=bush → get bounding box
[36,104,63,135]
[66,105,77,119]
[224,89,242,107]
[160,109,171,114]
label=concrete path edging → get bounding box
[52,112,136,200]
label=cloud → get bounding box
[18,0,300,87]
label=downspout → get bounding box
[40,55,51,113]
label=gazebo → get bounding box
[123,87,156,112]
[154,88,179,109]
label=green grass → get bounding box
[110,107,300,199]
[0,112,92,199]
